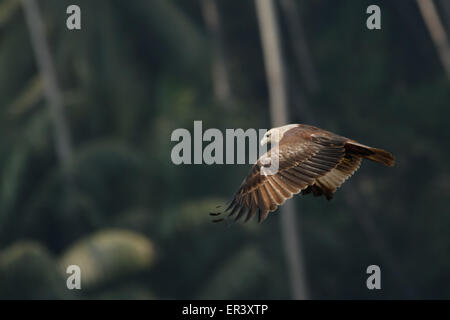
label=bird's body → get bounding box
[211,124,395,223]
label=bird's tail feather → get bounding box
[345,141,395,167]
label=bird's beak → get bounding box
[260,136,268,147]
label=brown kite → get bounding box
[210,124,395,223]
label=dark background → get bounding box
[0,0,449,299]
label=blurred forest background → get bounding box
[0,0,450,299]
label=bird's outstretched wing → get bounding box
[211,132,358,223]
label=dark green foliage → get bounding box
[0,0,449,299]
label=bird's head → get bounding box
[260,124,298,147]
[260,129,275,147]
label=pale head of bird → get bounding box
[260,124,298,147]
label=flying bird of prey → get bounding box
[210,124,395,223]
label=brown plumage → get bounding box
[210,124,395,223]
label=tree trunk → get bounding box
[21,0,74,179]
[440,0,450,34]
[417,0,450,78]
[255,0,309,300]
[200,0,232,105]
[279,0,319,93]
